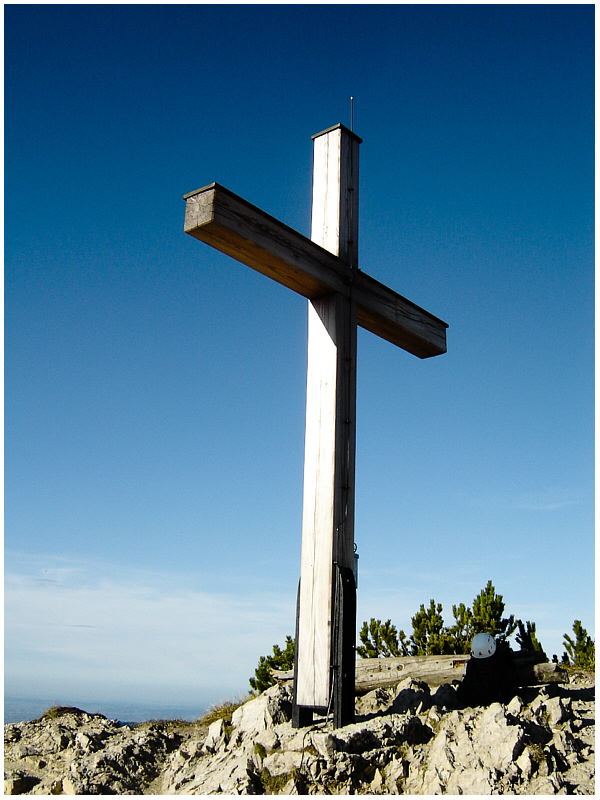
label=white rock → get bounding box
[75,731,91,751]
[225,727,243,751]
[449,765,495,795]
[370,767,384,792]
[552,726,576,757]
[62,776,77,795]
[545,696,572,727]
[473,702,525,772]
[283,729,312,752]
[529,694,546,717]
[516,747,533,780]
[3,674,595,796]
[262,749,302,777]
[311,731,337,760]
[506,694,524,716]
[528,774,566,794]
[231,683,292,737]
[254,728,280,752]
[202,718,226,753]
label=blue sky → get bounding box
[5,5,594,717]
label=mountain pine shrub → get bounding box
[562,620,595,670]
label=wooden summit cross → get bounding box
[183,124,448,728]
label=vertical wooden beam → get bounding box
[296,125,360,715]
[311,124,361,268]
[296,295,338,708]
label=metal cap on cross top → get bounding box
[183,124,447,728]
[311,122,363,143]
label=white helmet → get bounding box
[471,632,496,659]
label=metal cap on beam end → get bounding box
[312,123,363,144]
[183,182,218,201]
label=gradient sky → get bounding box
[5,5,594,716]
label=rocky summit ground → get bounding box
[4,671,594,795]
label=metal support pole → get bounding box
[332,564,356,728]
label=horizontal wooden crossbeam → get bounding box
[184,183,447,358]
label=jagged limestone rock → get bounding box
[4,675,595,794]
[202,718,226,754]
[231,683,293,738]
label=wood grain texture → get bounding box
[311,126,358,573]
[311,125,360,273]
[354,652,559,692]
[296,298,338,708]
[354,271,447,358]
[296,125,360,711]
[311,128,342,258]
[184,183,447,358]
[296,293,358,710]
[274,652,565,693]
[184,183,347,298]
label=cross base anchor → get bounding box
[292,565,356,730]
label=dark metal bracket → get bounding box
[292,566,356,729]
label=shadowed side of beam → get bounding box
[354,271,447,358]
[184,183,448,359]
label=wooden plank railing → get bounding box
[271,652,566,694]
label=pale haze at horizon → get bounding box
[5,6,594,720]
